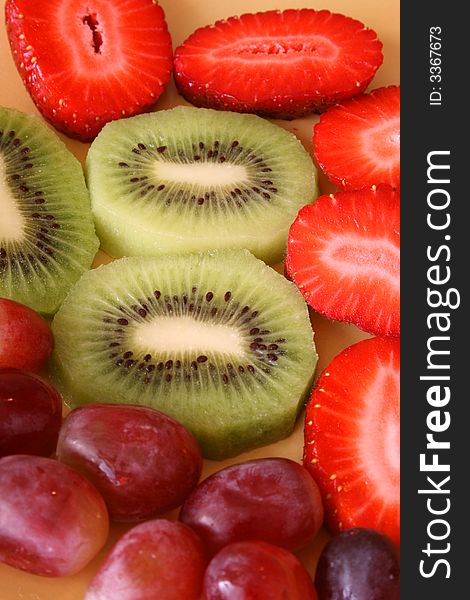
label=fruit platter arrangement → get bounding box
[0,0,400,598]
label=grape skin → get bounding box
[203,540,318,599]
[0,299,54,372]
[56,403,203,521]
[0,455,109,576]
[315,528,400,600]
[0,368,62,457]
[85,519,206,600]
[180,457,324,555]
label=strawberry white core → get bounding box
[153,161,248,187]
[132,316,244,356]
[0,157,25,242]
[325,234,399,288]
[363,117,400,166]
[358,361,400,499]
[232,36,339,61]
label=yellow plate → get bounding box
[0,1,399,597]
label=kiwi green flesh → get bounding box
[0,107,99,315]
[86,106,318,264]
[51,250,317,459]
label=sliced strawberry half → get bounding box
[5,0,173,141]
[314,86,400,190]
[286,185,400,337]
[304,336,400,547]
[174,9,383,118]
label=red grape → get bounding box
[0,454,109,576]
[203,540,318,600]
[56,403,202,521]
[179,457,324,555]
[85,519,206,600]
[0,298,54,371]
[0,368,62,457]
[315,528,400,599]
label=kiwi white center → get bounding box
[153,161,248,186]
[0,157,25,242]
[132,316,244,356]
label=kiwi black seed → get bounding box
[0,106,99,315]
[85,106,318,264]
[51,250,317,459]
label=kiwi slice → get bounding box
[86,106,317,264]
[0,107,99,315]
[51,250,317,459]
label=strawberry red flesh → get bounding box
[5,0,173,141]
[286,185,400,337]
[174,9,383,118]
[304,337,400,547]
[314,86,400,190]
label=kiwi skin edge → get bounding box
[50,250,318,460]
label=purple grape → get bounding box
[0,455,109,576]
[315,528,399,600]
[203,540,318,600]
[0,368,62,457]
[180,457,324,556]
[85,519,206,600]
[57,403,202,521]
